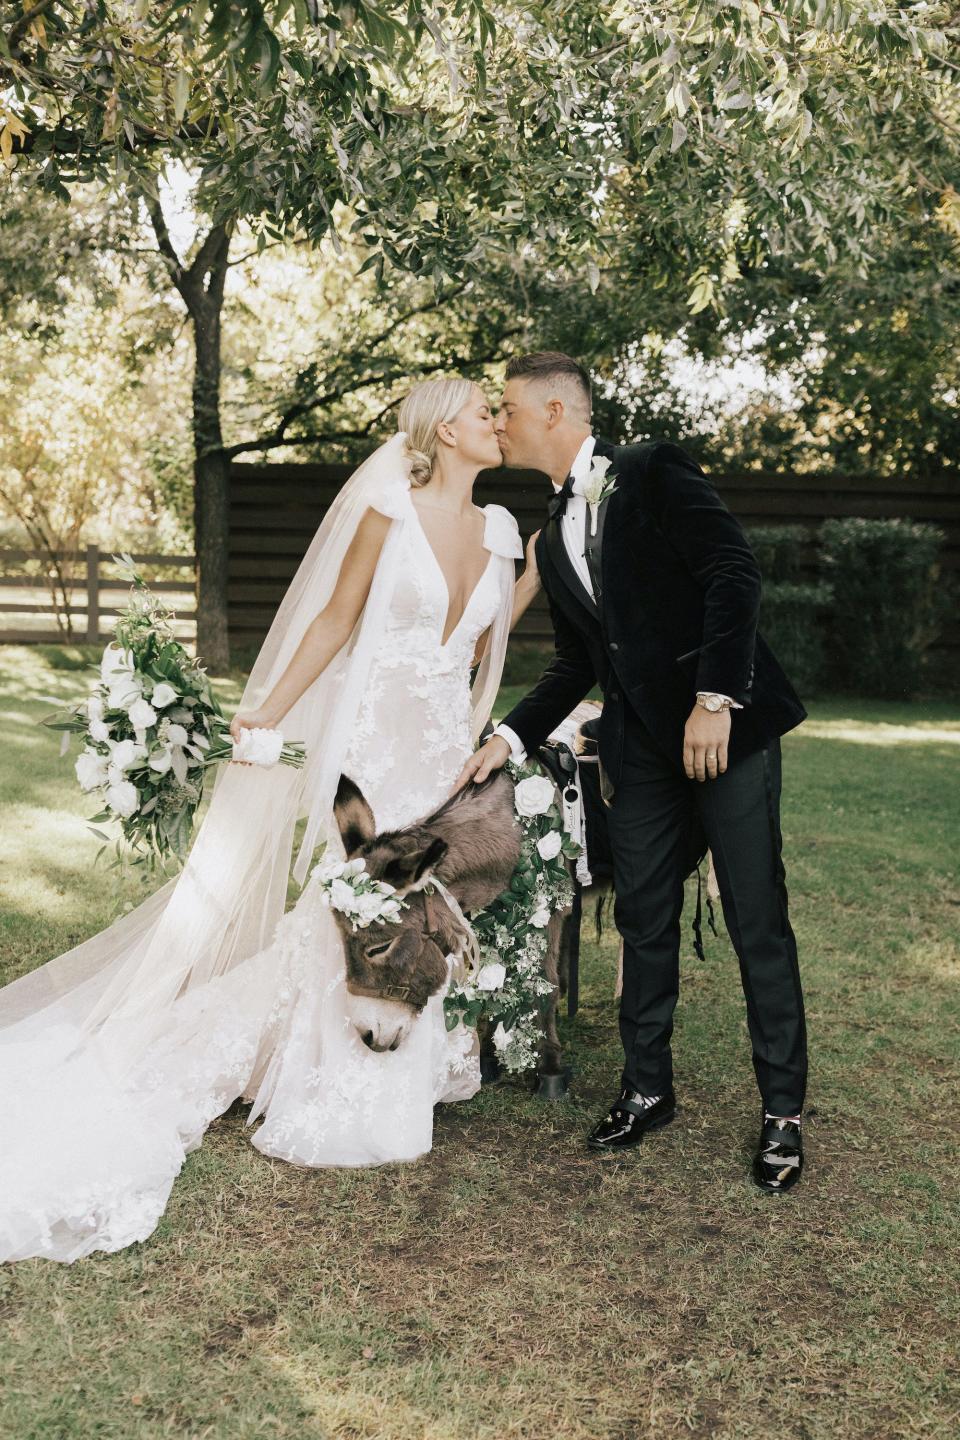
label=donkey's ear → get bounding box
[381,835,448,892]
[334,774,377,856]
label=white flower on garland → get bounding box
[476,962,506,991]
[536,830,562,861]
[492,1022,513,1053]
[529,904,551,929]
[572,454,618,535]
[514,775,555,817]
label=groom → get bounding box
[457,352,809,1193]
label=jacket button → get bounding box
[609,690,620,701]
[609,642,619,652]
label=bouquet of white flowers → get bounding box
[42,558,304,869]
[443,760,579,1074]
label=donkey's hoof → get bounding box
[480,1055,503,1086]
[534,1068,571,1101]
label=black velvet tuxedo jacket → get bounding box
[501,437,807,778]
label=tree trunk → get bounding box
[192,277,230,672]
[186,225,231,672]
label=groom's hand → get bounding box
[683,707,731,782]
[453,735,511,791]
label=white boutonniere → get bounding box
[572,455,618,535]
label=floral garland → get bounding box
[443,759,579,1075]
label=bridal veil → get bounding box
[0,431,513,1098]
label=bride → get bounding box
[0,376,539,1264]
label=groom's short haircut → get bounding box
[505,351,592,422]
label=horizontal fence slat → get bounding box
[0,550,194,566]
[0,577,196,594]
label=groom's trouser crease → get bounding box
[606,704,807,1116]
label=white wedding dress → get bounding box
[0,485,522,1263]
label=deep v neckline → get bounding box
[409,501,496,648]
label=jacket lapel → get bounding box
[583,437,618,608]
[542,511,599,625]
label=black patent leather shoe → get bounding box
[752,1115,804,1193]
[586,1088,676,1154]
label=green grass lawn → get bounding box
[1,645,959,1440]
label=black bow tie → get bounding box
[547,474,575,522]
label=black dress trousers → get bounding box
[604,699,808,1116]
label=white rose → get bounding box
[75,749,108,792]
[149,748,173,774]
[529,906,551,929]
[343,858,368,878]
[166,723,190,747]
[492,1021,513,1054]
[514,775,555,818]
[536,830,563,861]
[330,877,359,913]
[100,644,134,683]
[105,778,139,818]
[476,962,506,991]
[232,726,284,767]
[108,738,147,771]
[127,697,158,731]
[107,674,142,710]
[150,682,178,709]
[89,718,112,744]
[356,892,386,924]
[86,693,104,723]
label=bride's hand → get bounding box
[523,529,541,583]
[229,708,278,744]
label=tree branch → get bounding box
[5,0,58,55]
[224,283,475,458]
[224,331,524,460]
[142,190,188,295]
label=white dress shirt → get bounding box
[493,434,739,765]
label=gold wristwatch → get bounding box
[695,692,734,713]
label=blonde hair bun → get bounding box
[397,376,475,488]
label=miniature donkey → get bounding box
[330,771,567,1077]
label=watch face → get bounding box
[705,695,721,711]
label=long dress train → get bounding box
[0,497,521,1262]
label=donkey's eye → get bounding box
[365,941,393,959]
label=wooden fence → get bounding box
[3,465,957,655]
[0,546,196,643]
[228,462,960,654]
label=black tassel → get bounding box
[691,862,706,963]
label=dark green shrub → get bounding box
[746,526,830,693]
[759,580,833,697]
[819,518,947,698]
[746,524,812,585]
